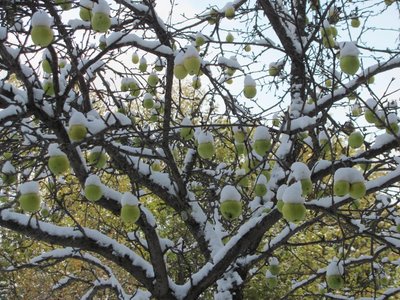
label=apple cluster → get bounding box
[333,168,366,199]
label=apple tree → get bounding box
[0,0,400,299]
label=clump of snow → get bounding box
[32,11,53,27]
[220,185,241,202]
[0,27,7,40]
[174,51,185,65]
[276,184,287,200]
[334,167,364,183]
[85,174,101,186]
[2,161,16,174]
[197,131,214,143]
[326,259,344,276]
[121,192,138,206]
[48,143,66,156]
[184,45,200,59]
[19,181,39,194]
[80,0,93,8]
[254,126,270,140]
[265,270,275,278]
[256,174,267,185]
[92,0,110,14]
[269,257,279,265]
[244,75,256,87]
[140,56,147,65]
[282,182,304,204]
[69,110,87,126]
[290,162,311,180]
[340,41,360,57]
[365,98,377,110]
[318,131,328,143]
[181,117,192,127]
[91,146,103,154]
[223,2,234,12]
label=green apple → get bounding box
[340,56,360,75]
[349,181,366,199]
[244,45,251,52]
[385,0,395,5]
[120,205,140,224]
[325,79,332,87]
[132,52,139,64]
[180,127,194,141]
[269,67,280,76]
[80,7,92,21]
[192,77,201,89]
[2,173,16,185]
[0,195,8,203]
[84,184,103,202]
[183,56,201,75]
[42,58,52,73]
[226,33,234,43]
[365,109,378,124]
[334,180,350,197]
[55,0,72,10]
[198,142,215,159]
[43,81,55,96]
[236,143,246,155]
[234,130,246,143]
[91,12,111,33]
[31,26,53,47]
[367,76,375,84]
[243,85,257,99]
[48,155,70,176]
[68,124,87,142]
[139,61,148,73]
[255,183,267,197]
[88,151,107,168]
[269,265,280,276]
[327,274,344,290]
[3,152,12,159]
[253,139,271,156]
[322,36,335,48]
[350,199,361,209]
[266,276,278,288]
[387,122,399,134]
[282,203,306,223]
[147,73,159,87]
[225,7,235,19]
[351,18,360,28]
[348,131,363,148]
[238,175,249,188]
[41,206,50,217]
[352,105,362,117]
[174,64,188,80]
[276,199,284,213]
[129,82,141,97]
[143,97,154,109]
[195,36,205,47]
[220,200,242,220]
[19,193,40,212]
[301,178,313,196]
